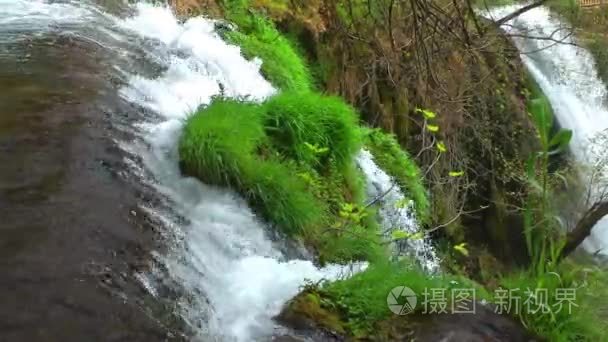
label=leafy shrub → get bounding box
[310,261,487,336]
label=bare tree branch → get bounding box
[492,0,548,27]
[562,201,608,258]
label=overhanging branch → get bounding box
[561,201,608,258]
[492,0,548,27]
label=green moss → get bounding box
[364,128,430,222]
[296,261,488,337]
[282,289,347,335]
[222,2,312,92]
[179,93,383,262]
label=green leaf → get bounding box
[449,170,464,177]
[342,203,355,212]
[525,154,537,180]
[391,230,410,240]
[548,129,572,151]
[427,124,439,132]
[410,231,425,240]
[395,198,411,209]
[529,98,553,145]
[436,141,447,153]
[416,107,437,119]
[454,243,469,256]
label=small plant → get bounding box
[498,264,607,341]
[523,97,572,275]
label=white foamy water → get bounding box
[118,3,367,341]
[485,5,608,254]
[357,150,439,272]
[1,1,437,340]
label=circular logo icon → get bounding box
[387,286,417,315]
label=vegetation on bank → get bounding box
[178,91,429,264]
[220,0,312,92]
[567,4,608,92]
[283,261,490,338]
[177,0,608,340]
[180,93,384,263]
[500,265,607,341]
[364,128,431,222]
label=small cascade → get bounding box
[118,4,366,341]
[0,1,437,341]
[357,150,440,272]
[485,5,608,254]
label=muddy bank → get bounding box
[0,31,179,341]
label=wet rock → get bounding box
[276,299,540,342]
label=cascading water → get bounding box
[1,1,434,340]
[356,150,440,272]
[485,5,608,255]
[116,4,367,341]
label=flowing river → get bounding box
[0,1,434,340]
[6,1,607,341]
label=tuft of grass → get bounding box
[364,128,430,222]
[499,265,608,341]
[178,98,266,188]
[264,91,361,169]
[180,93,381,262]
[222,2,313,92]
[179,97,325,235]
[300,260,488,337]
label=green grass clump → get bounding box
[179,98,266,187]
[265,92,361,168]
[179,97,324,235]
[364,128,430,222]
[305,261,487,337]
[499,266,608,341]
[179,93,381,262]
[221,2,312,92]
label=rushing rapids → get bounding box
[0,1,435,341]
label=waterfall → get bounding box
[485,5,608,254]
[116,4,366,341]
[356,150,440,272]
[0,1,435,340]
